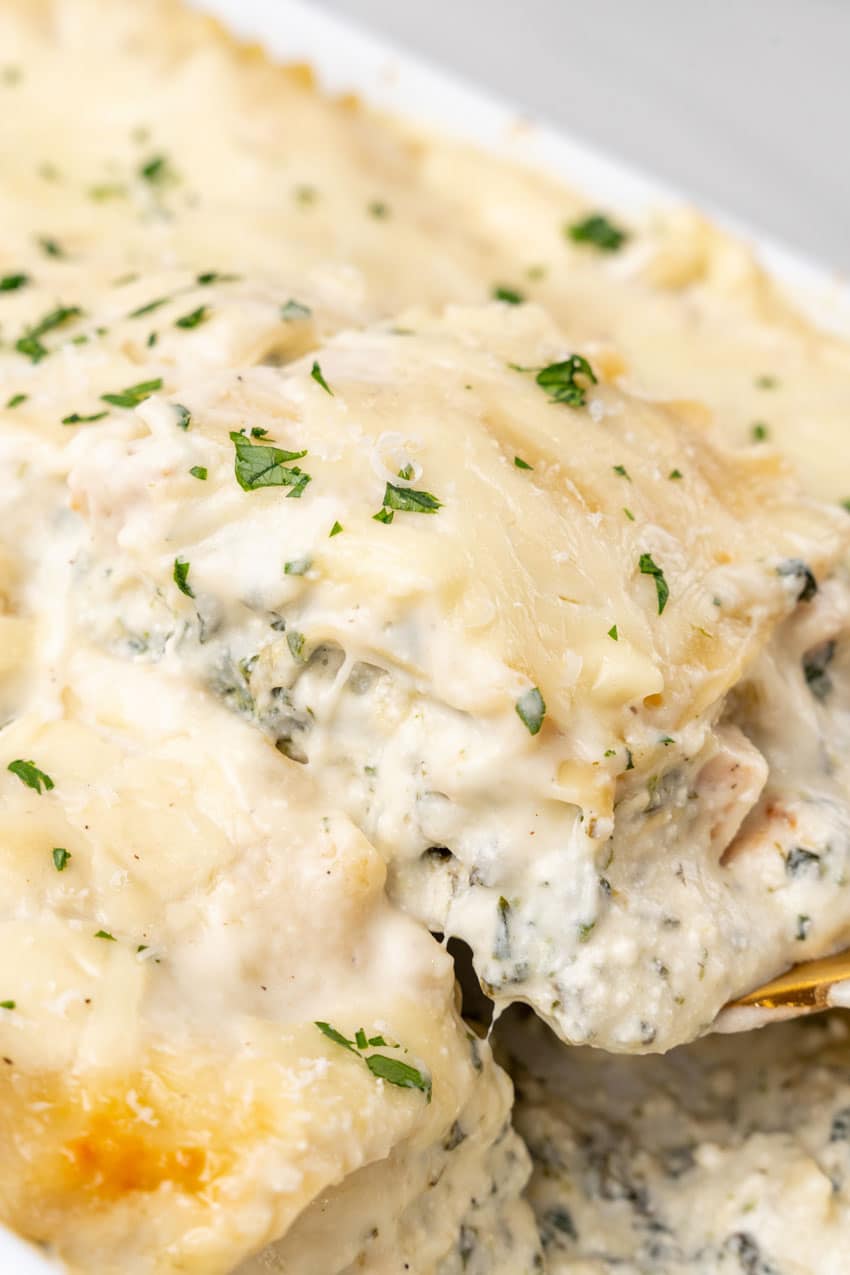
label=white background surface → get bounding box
[315,0,850,277]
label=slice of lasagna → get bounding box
[55,290,850,1051]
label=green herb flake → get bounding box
[756,374,778,389]
[368,200,389,219]
[613,464,630,480]
[89,183,127,202]
[514,456,533,470]
[250,427,269,439]
[578,920,596,943]
[173,403,191,430]
[287,630,305,661]
[173,558,194,598]
[189,465,208,481]
[284,556,311,576]
[329,520,343,537]
[5,394,27,409]
[373,507,394,524]
[62,411,109,425]
[129,296,169,319]
[0,1000,15,1010]
[638,552,670,614]
[604,748,616,757]
[16,305,83,362]
[52,847,71,871]
[94,929,116,941]
[623,507,635,521]
[294,184,318,206]
[38,236,63,258]
[751,421,769,442]
[607,624,619,641]
[660,735,675,746]
[397,463,414,481]
[310,360,333,395]
[492,284,524,305]
[314,1020,356,1052]
[365,1053,431,1101]
[280,298,312,321]
[796,914,812,941]
[625,748,635,771]
[669,468,683,480]
[101,378,162,408]
[567,212,628,252]
[515,686,546,736]
[230,431,310,494]
[196,271,239,285]
[382,482,442,514]
[0,273,28,292]
[535,354,597,407]
[139,154,175,185]
[7,759,54,794]
[175,305,210,330]
[355,1028,368,1049]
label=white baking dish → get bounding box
[2,1,847,1270]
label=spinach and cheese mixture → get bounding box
[0,0,850,1271]
[505,1007,850,1275]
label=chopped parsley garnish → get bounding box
[129,296,169,319]
[751,421,769,442]
[89,183,127,202]
[189,465,207,481]
[52,847,71,872]
[368,200,389,219]
[62,411,109,425]
[756,374,778,389]
[230,431,310,494]
[38,236,63,258]
[101,378,162,408]
[515,686,546,736]
[310,360,333,395]
[0,272,28,292]
[329,520,343,537]
[623,507,635,521]
[638,552,669,613]
[660,735,675,746]
[94,929,116,941]
[7,759,54,793]
[492,284,524,305]
[613,464,630,479]
[535,354,597,407]
[315,1021,357,1052]
[173,403,191,430]
[280,298,312,321]
[607,624,619,641]
[173,558,194,598]
[625,748,635,771]
[250,427,269,439]
[139,154,175,185]
[0,1001,15,1011]
[196,271,239,285]
[365,1053,431,1098]
[669,468,683,480]
[314,1022,431,1101]
[578,921,596,943]
[382,482,442,514]
[284,556,311,576]
[175,305,209,330]
[514,456,533,470]
[287,630,305,661]
[567,212,628,252]
[373,507,394,524]
[16,305,83,362]
[6,394,27,409]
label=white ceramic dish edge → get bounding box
[2,1,848,1270]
